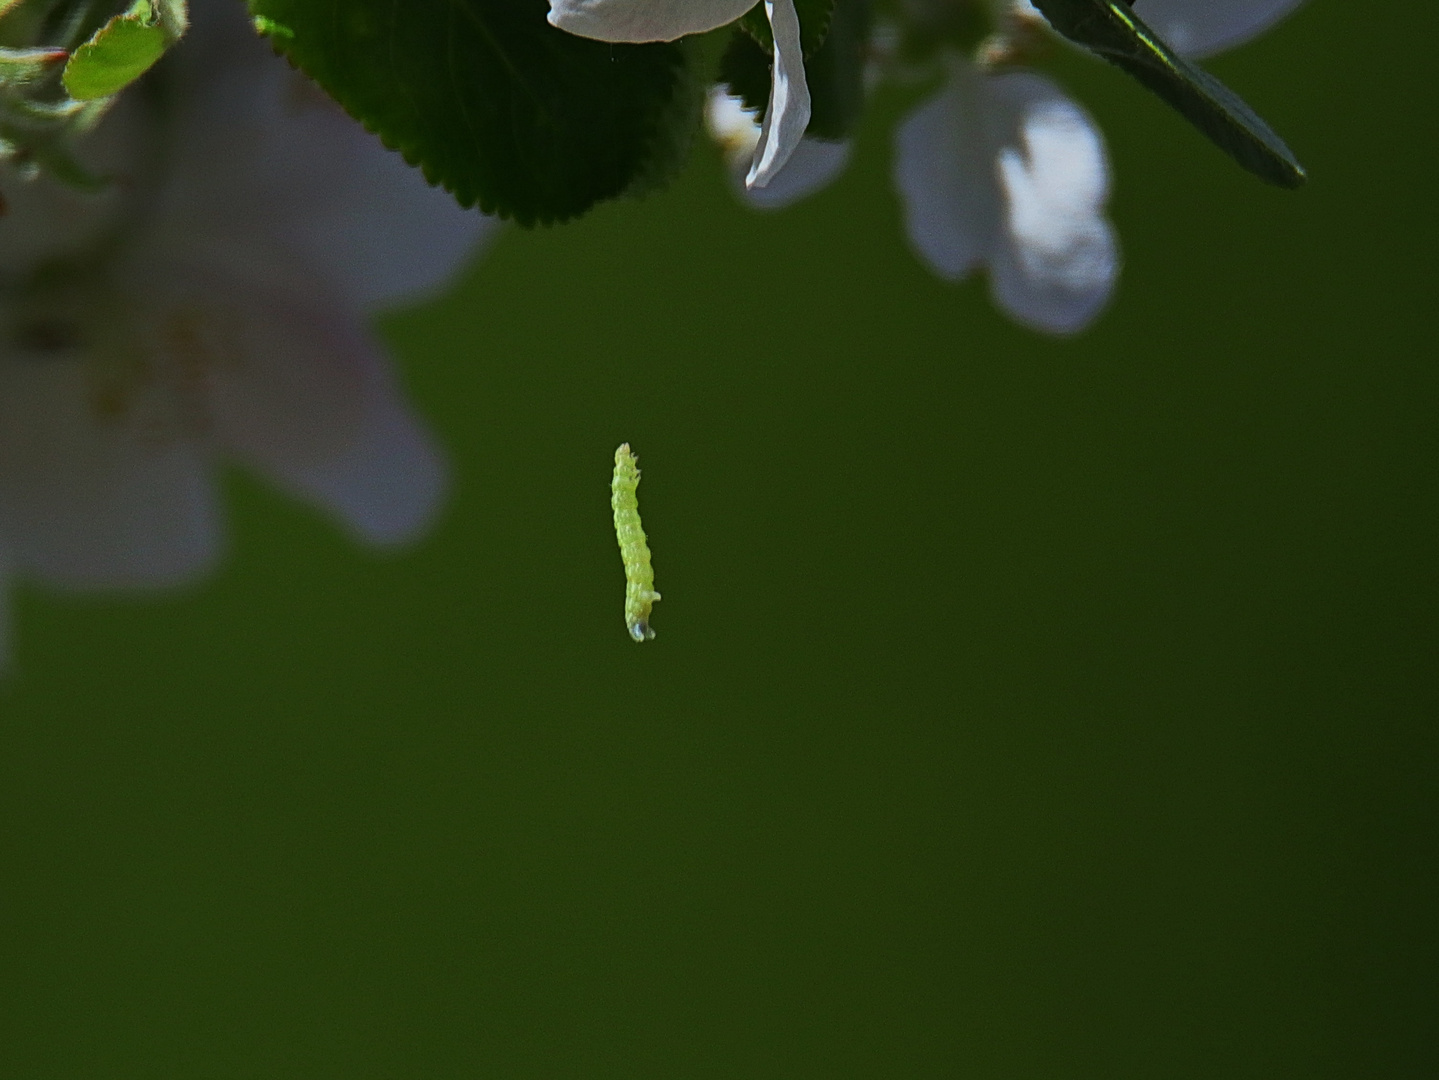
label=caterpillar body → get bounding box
[611,443,660,642]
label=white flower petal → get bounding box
[746,0,813,187]
[287,128,497,310]
[984,72,1118,334]
[1133,0,1306,58]
[271,354,449,549]
[893,65,997,281]
[153,262,445,549]
[709,87,848,206]
[894,63,1116,334]
[548,0,757,42]
[159,0,495,309]
[742,137,851,208]
[705,87,763,163]
[0,344,221,589]
[248,73,496,308]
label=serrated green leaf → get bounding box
[718,31,769,115]
[1030,0,1305,188]
[62,2,175,102]
[739,0,837,59]
[722,0,867,140]
[247,0,692,226]
[623,35,709,201]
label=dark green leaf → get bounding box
[1030,0,1305,188]
[739,0,837,59]
[802,0,867,139]
[722,0,868,140]
[622,36,709,200]
[718,30,769,115]
[247,0,692,226]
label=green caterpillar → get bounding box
[611,443,660,642]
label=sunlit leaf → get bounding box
[62,0,187,102]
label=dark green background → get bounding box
[2,1,1434,1075]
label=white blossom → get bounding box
[895,60,1116,334]
[709,0,1306,333]
[549,0,811,187]
[1132,0,1307,59]
[0,0,496,667]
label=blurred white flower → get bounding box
[711,0,1306,333]
[549,0,811,187]
[894,59,1115,334]
[1132,0,1307,58]
[0,0,496,666]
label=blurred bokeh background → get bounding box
[2,0,1434,1075]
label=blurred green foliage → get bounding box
[1,1,1434,1076]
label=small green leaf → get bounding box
[722,0,868,140]
[62,1,182,102]
[1030,0,1305,188]
[247,0,693,226]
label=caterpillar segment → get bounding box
[611,443,660,642]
